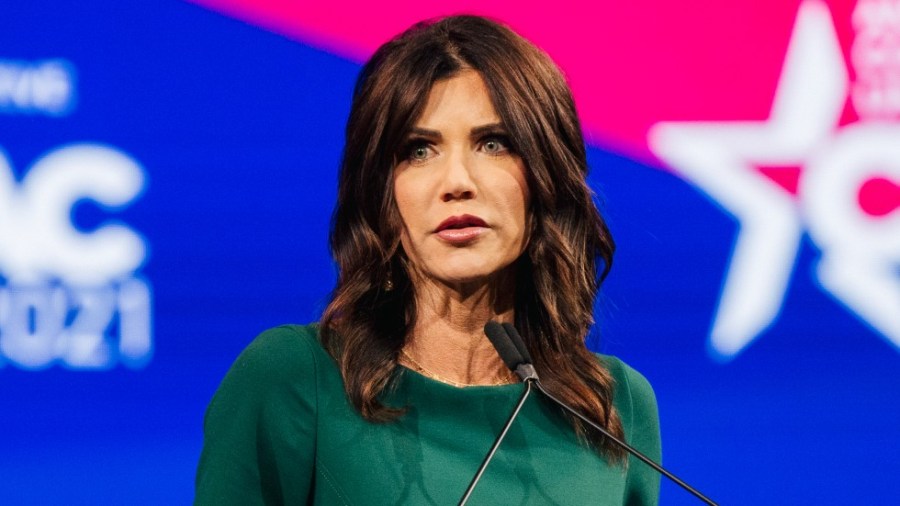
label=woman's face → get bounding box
[393,70,530,287]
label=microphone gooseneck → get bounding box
[458,322,536,506]
[530,382,716,505]
[457,379,533,506]
[461,321,719,506]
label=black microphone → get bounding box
[492,321,718,506]
[484,321,524,370]
[458,322,536,506]
[500,323,539,382]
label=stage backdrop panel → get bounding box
[1,1,897,504]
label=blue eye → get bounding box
[481,135,511,155]
[402,139,434,163]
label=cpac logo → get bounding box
[0,59,76,116]
[650,0,900,359]
[0,144,152,369]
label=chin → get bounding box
[437,272,493,286]
[430,259,514,286]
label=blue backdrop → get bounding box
[2,1,897,504]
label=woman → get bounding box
[196,15,660,505]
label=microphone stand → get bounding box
[498,322,719,506]
[463,322,718,505]
[457,379,534,506]
[531,380,717,506]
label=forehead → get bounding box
[414,70,501,129]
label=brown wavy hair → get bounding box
[320,15,624,461]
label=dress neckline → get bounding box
[397,364,525,393]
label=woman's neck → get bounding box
[401,273,516,386]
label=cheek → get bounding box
[503,163,531,233]
[392,170,416,226]
[509,158,529,196]
[506,166,532,254]
[392,169,430,247]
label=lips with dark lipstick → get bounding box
[434,215,488,244]
[435,214,488,232]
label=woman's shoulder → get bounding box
[239,324,323,363]
[597,355,655,400]
[197,324,326,503]
[215,324,331,396]
[594,355,662,501]
[595,354,659,432]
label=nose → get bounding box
[440,151,476,202]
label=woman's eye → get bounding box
[404,141,434,163]
[481,136,510,155]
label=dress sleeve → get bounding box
[194,325,320,506]
[607,357,662,506]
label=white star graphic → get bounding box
[648,0,853,358]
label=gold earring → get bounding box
[383,271,394,292]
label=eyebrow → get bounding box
[471,123,506,136]
[407,127,442,140]
[407,122,507,139]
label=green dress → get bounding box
[195,325,661,505]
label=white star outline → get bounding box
[649,0,900,359]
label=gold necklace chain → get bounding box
[400,349,514,388]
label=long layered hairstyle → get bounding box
[320,15,624,461]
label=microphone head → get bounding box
[484,321,525,371]
[501,323,532,363]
